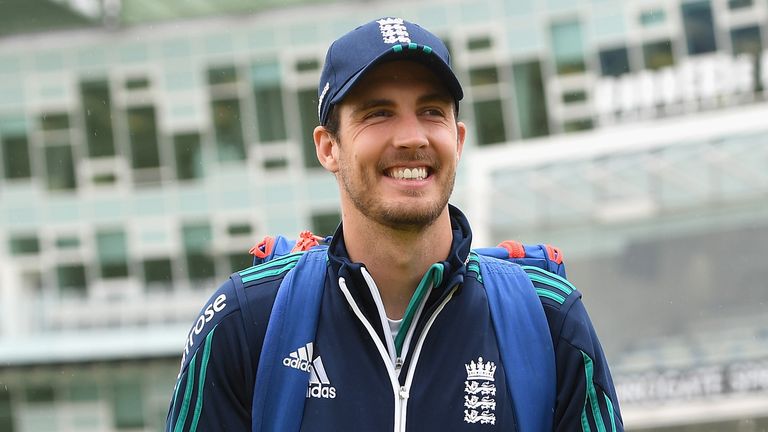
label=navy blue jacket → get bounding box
[166,206,623,431]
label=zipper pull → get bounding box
[395,357,403,373]
[398,386,409,400]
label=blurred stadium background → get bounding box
[0,0,767,430]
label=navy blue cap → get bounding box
[317,17,464,125]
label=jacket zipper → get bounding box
[338,276,457,431]
[337,277,402,428]
[397,285,458,431]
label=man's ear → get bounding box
[314,126,339,173]
[456,121,467,160]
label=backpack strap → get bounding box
[478,254,556,431]
[251,247,328,432]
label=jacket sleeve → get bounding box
[546,291,624,432]
[165,279,253,432]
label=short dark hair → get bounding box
[324,105,340,141]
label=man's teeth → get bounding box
[390,167,428,180]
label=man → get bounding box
[166,17,623,431]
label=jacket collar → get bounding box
[326,204,473,296]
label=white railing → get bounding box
[38,289,209,331]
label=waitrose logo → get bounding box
[178,293,227,376]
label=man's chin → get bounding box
[375,204,447,231]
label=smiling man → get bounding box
[318,60,461,228]
[314,58,465,318]
[166,17,623,431]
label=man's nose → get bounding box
[392,113,429,149]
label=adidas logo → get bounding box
[283,342,314,371]
[283,343,337,399]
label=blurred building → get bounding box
[0,0,766,431]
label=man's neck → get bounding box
[342,208,454,320]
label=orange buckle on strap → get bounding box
[498,240,526,258]
[291,230,324,253]
[545,244,563,265]
[249,236,276,259]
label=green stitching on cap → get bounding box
[422,45,432,54]
[393,45,403,53]
[408,43,417,50]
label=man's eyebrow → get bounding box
[350,98,395,116]
[417,92,453,106]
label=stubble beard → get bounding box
[337,154,456,232]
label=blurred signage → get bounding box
[594,52,762,120]
[616,357,768,404]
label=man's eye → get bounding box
[366,110,390,119]
[423,108,446,117]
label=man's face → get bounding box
[326,60,466,230]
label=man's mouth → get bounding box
[386,167,429,181]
